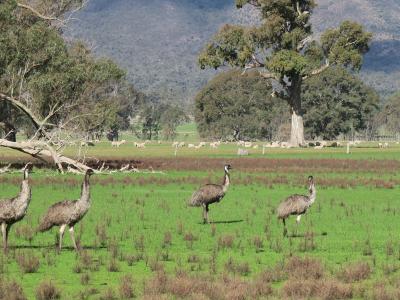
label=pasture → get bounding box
[0,138,400,299]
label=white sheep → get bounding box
[112,140,126,148]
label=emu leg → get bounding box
[59,224,66,251]
[5,225,10,251]
[205,205,210,224]
[69,226,78,251]
[296,215,302,224]
[282,219,287,237]
[202,205,207,224]
[1,223,7,252]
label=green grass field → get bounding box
[1,129,400,299]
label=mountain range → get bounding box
[65,0,400,104]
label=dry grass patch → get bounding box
[337,262,371,283]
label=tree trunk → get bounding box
[290,108,305,146]
[288,77,305,147]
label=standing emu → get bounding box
[188,164,232,224]
[277,175,316,236]
[0,163,33,252]
[38,169,94,251]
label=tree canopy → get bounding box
[379,92,400,134]
[198,0,372,146]
[195,70,288,141]
[194,68,379,141]
[302,67,379,140]
[0,0,137,141]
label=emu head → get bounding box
[308,175,314,192]
[23,162,33,179]
[224,164,232,173]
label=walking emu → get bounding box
[188,164,232,224]
[0,163,33,251]
[277,175,316,237]
[38,169,94,251]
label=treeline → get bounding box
[0,0,188,142]
[195,68,398,141]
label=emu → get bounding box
[188,164,232,224]
[277,176,316,237]
[38,169,94,251]
[0,163,33,252]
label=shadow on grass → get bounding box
[197,219,244,225]
[287,231,328,238]
[8,245,107,250]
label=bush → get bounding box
[16,251,40,273]
[0,279,27,300]
[119,275,135,299]
[337,262,371,283]
[285,256,324,280]
[35,281,61,300]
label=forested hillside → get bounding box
[66,0,400,103]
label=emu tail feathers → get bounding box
[37,219,53,232]
[187,191,202,207]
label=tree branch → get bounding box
[0,92,54,138]
[303,59,330,79]
[297,36,312,51]
[0,139,91,173]
[17,3,59,21]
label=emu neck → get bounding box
[17,179,31,203]
[79,174,91,203]
[223,172,230,193]
[308,184,316,204]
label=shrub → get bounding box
[107,258,120,272]
[119,275,135,299]
[0,279,27,300]
[35,280,61,300]
[218,235,234,249]
[16,251,40,273]
[337,262,371,283]
[285,256,324,280]
[282,278,352,299]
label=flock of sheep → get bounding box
[107,139,398,152]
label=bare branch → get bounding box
[296,1,309,16]
[303,59,330,79]
[0,92,54,138]
[17,3,59,21]
[0,139,91,173]
[297,36,312,51]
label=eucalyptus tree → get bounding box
[199,0,372,146]
[0,0,135,172]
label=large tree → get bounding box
[0,0,137,172]
[198,0,372,146]
[380,92,400,135]
[195,70,288,140]
[302,67,379,140]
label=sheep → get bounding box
[244,142,252,148]
[210,142,219,149]
[314,145,324,149]
[188,144,195,148]
[111,140,126,148]
[135,142,146,148]
[271,141,280,148]
[237,148,249,156]
[172,142,179,147]
[253,145,259,149]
